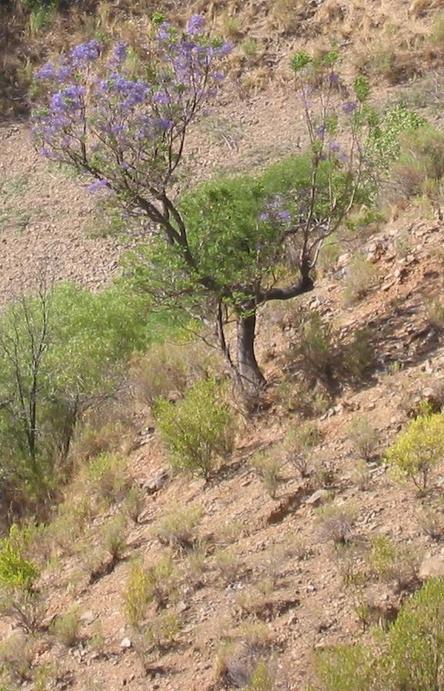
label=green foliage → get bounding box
[284,421,322,477]
[0,531,38,590]
[391,126,444,201]
[369,103,426,169]
[123,557,177,628]
[84,453,129,507]
[386,412,444,491]
[0,282,150,513]
[315,578,444,691]
[155,378,235,478]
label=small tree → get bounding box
[33,22,374,394]
[0,281,149,513]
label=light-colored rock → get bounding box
[305,489,331,507]
[419,553,444,579]
[120,637,132,649]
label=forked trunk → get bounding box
[236,310,266,394]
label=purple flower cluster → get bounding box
[33,16,231,193]
[260,196,292,225]
[70,40,101,66]
[342,100,358,114]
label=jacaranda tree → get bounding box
[33,17,374,395]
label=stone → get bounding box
[419,553,444,579]
[141,468,169,494]
[120,637,132,649]
[305,489,331,507]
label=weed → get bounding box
[52,606,81,647]
[417,506,444,540]
[213,548,242,584]
[123,556,177,628]
[317,503,357,545]
[133,611,181,670]
[426,298,444,330]
[122,485,145,523]
[153,505,203,553]
[102,515,127,562]
[0,632,34,684]
[368,535,419,590]
[284,421,322,478]
[251,450,282,499]
[348,416,379,460]
[343,253,379,304]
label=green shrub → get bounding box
[155,378,236,478]
[102,515,127,561]
[84,453,129,507]
[317,503,357,545]
[52,607,81,647]
[390,126,444,201]
[123,557,177,628]
[294,310,335,384]
[0,533,38,590]
[369,103,425,169]
[368,534,419,589]
[386,412,444,491]
[316,578,444,691]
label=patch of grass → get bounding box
[368,534,419,590]
[153,505,203,553]
[251,449,283,499]
[102,514,127,561]
[348,416,379,460]
[317,502,358,545]
[52,606,81,647]
[123,556,177,628]
[284,421,322,478]
[343,254,379,304]
[133,611,181,670]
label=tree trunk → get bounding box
[236,309,266,394]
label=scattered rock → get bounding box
[120,637,132,650]
[141,468,170,494]
[419,553,444,579]
[305,489,331,507]
[266,487,311,525]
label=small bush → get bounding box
[153,505,203,553]
[369,103,425,169]
[341,328,375,381]
[0,533,39,590]
[155,378,236,478]
[315,578,444,691]
[52,607,81,647]
[102,515,127,561]
[368,535,419,590]
[293,310,336,384]
[390,126,444,202]
[251,450,282,499]
[284,421,322,478]
[417,506,444,540]
[123,557,177,628]
[84,453,129,507]
[213,548,242,584]
[386,412,444,491]
[134,611,181,662]
[0,632,35,684]
[216,622,273,689]
[427,298,444,331]
[122,485,145,523]
[348,416,379,460]
[343,253,378,304]
[317,503,357,545]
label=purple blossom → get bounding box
[329,72,339,86]
[187,14,205,36]
[87,178,110,193]
[315,124,326,138]
[153,90,171,105]
[35,62,72,82]
[50,85,85,114]
[110,42,128,67]
[342,100,358,114]
[157,21,171,42]
[70,40,101,66]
